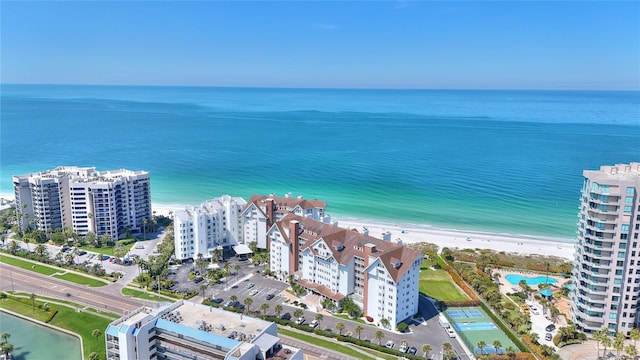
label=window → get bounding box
[627,187,635,194]
[625,196,634,203]
[624,206,632,213]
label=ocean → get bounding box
[1,84,638,240]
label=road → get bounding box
[0,262,145,314]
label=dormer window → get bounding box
[393,260,402,269]
[334,243,344,251]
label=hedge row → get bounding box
[337,335,422,360]
[479,302,529,353]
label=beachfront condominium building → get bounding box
[13,166,151,239]
[174,195,246,261]
[571,162,640,335]
[268,214,423,327]
[241,193,327,249]
[106,300,303,360]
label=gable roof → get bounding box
[275,214,422,282]
[242,195,326,214]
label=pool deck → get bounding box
[492,268,569,296]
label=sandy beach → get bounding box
[152,203,574,260]
[0,195,574,260]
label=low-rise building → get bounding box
[106,300,303,360]
[268,214,423,327]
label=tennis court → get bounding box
[444,307,518,355]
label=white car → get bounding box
[295,317,305,325]
[385,340,395,349]
[309,319,319,328]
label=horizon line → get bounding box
[2,82,639,92]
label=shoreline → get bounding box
[0,194,575,260]
[152,203,575,260]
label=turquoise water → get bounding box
[0,312,82,360]
[1,85,639,239]
[505,274,558,286]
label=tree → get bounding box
[630,328,639,349]
[30,293,36,312]
[234,264,241,281]
[442,342,454,360]
[243,297,253,313]
[1,343,13,357]
[260,303,269,315]
[613,332,625,359]
[477,340,487,355]
[602,335,612,359]
[8,240,18,254]
[625,344,638,359]
[374,330,384,345]
[421,344,431,359]
[354,325,363,340]
[89,352,101,360]
[506,346,516,359]
[335,321,345,335]
[199,284,207,299]
[274,304,283,317]
[34,244,48,258]
[379,317,390,329]
[493,340,502,355]
[293,309,303,319]
[65,252,75,265]
[530,332,539,345]
[0,332,10,344]
[229,295,238,302]
[594,329,608,358]
[315,313,323,327]
[92,329,102,351]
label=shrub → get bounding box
[396,322,409,332]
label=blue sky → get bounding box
[1,1,639,90]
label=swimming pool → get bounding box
[505,274,557,286]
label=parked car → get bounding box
[408,347,417,355]
[385,341,395,349]
[295,317,305,325]
[309,320,319,328]
[545,332,552,341]
[245,282,255,289]
[249,289,258,296]
[281,313,291,321]
[102,255,110,260]
[545,324,556,332]
[266,294,275,300]
[193,276,204,283]
[398,344,408,353]
[210,297,224,304]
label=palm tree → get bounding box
[374,330,384,345]
[354,325,363,340]
[493,340,502,355]
[421,344,431,359]
[260,303,269,315]
[89,352,100,360]
[0,332,10,344]
[506,346,516,359]
[1,343,13,357]
[229,294,238,302]
[477,340,487,355]
[400,339,409,350]
[314,313,323,327]
[594,328,607,357]
[442,342,453,360]
[630,328,639,349]
[243,297,253,313]
[379,317,390,329]
[625,344,638,359]
[30,293,36,312]
[92,329,102,350]
[613,332,625,359]
[34,244,47,258]
[8,240,18,254]
[335,321,345,335]
[234,264,241,281]
[199,284,207,299]
[293,309,303,319]
[274,304,283,317]
[530,332,539,344]
[602,335,612,359]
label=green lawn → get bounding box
[0,254,61,275]
[52,272,108,287]
[122,287,175,301]
[419,266,469,301]
[0,293,113,359]
[278,328,376,360]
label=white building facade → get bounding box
[174,195,246,261]
[571,162,640,335]
[268,214,423,327]
[13,166,151,239]
[106,300,303,360]
[241,194,327,249]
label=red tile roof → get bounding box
[298,279,345,301]
[243,195,326,213]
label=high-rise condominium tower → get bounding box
[571,162,640,335]
[13,166,151,239]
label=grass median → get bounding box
[278,328,376,360]
[52,272,109,287]
[122,287,175,301]
[0,254,60,275]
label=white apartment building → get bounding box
[13,166,151,239]
[241,194,327,249]
[174,195,246,261]
[268,214,423,327]
[571,162,640,335]
[106,300,303,360]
